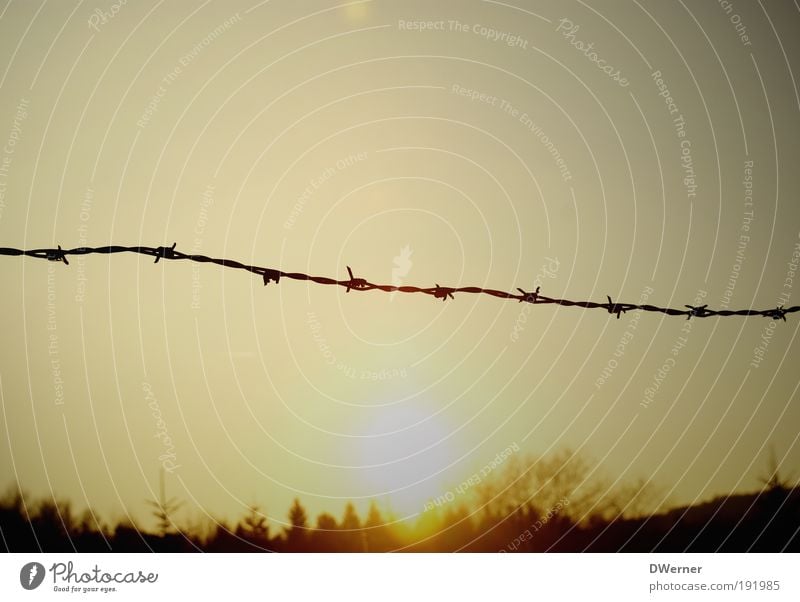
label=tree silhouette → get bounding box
[1,445,798,552]
[285,498,309,551]
[363,502,397,552]
[145,469,183,537]
[235,505,270,547]
[606,477,664,520]
[758,446,796,492]
[340,502,363,552]
[312,512,339,552]
[31,498,78,552]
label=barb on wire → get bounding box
[46,245,69,265]
[345,266,369,293]
[154,242,177,263]
[767,306,787,322]
[262,269,281,286]
[685,304,709,320]
[433,284,455,302]
[2,243,799,322]
[517,286,540,304]
[605,295,630,319]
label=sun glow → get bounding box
[355,403,461,517]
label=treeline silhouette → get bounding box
[2,449,797,552]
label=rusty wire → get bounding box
[1,243,796,321]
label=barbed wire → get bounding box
[1,243,796,321]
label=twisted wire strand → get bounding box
[1,243,796,321]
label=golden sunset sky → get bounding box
[1,0,799,530]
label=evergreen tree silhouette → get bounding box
[235,505,270,548]
[312,512,339,552]
[285,498,309,551]
[340,502,363,552]
[363,502,392,552]
[145,469,183,538]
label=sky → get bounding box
[1,0,799,530]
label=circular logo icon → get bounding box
[20,562,45,590]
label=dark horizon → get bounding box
[3,445,798,553]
